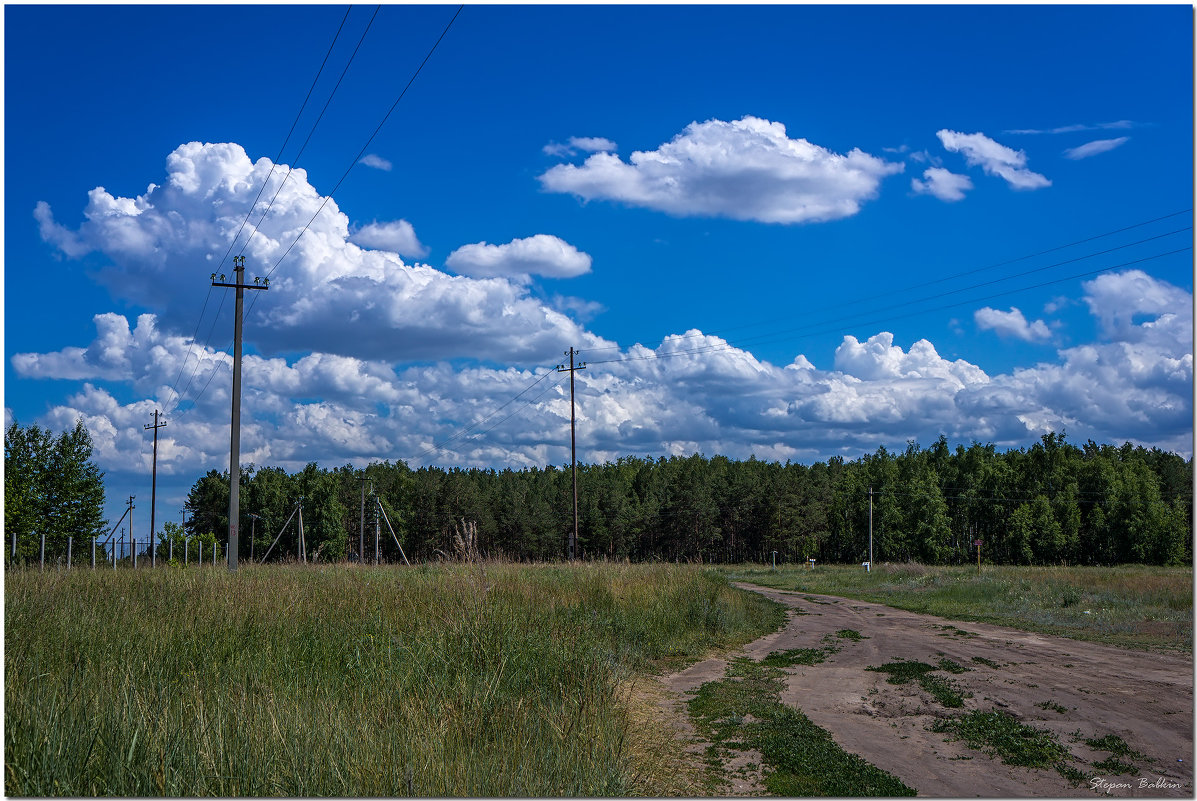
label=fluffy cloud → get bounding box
[974,307,1052,342]
[911,167,973,201]
[349,219,427,258]
[33,141,604,364]
[540,116,904,224]
[1062,137,1130,160]
[445,235,592,282]
[359,154,393,171]
[13,268,1191,514]
[937,130,1050,190]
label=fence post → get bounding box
[185,539,189,566]
[133,539,138,569]
[199,541,203,566]
[40,533,45,571]
[92,537,97,569]
[112,541,117,568]
[68,537,72,570]
[169,538,173,563]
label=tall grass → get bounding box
[725,563,1192,653]
[5,562,782,796]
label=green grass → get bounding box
[865,660,968,708]
[724,563,1193,652]
[5,562,782,796]
[688,657,914,796]
[971,656,1002,668]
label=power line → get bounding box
[252,4,464,293]
[585,245,1191,367]
[237,6,381,260]
[582,208,1193,355]
[165,6,359,414]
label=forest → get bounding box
[181,433,1193,567]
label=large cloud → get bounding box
[33,141,604,364]
[15,269,1190,490]
[539,116,904,224]
[937,130,1050,190]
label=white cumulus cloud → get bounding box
[349,219,427,258]
[33,141,605,364]
[937,129,1050,190]
[445,235,592,282]
[974,307,1052,342]
[540,116,904,224]
[911,167,973,201]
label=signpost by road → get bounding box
[975,539,983,570]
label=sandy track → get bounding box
[661,583,1193,797]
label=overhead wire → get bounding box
[581,208,1193,355]
[583,243,1191,367]
[164,6,359,415]
[251,4,465,295]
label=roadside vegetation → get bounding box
[689,650,914,795]
[5,562,781,796]
[724,562,1192,652]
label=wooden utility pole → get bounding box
[211,256,269,572]
[556,348,586,561]
[144,410,167,567]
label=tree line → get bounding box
[181,432,1192,567]
[5,419,1190,567]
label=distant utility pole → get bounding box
[127,495,135,564]
[868,486,874,569]
[556,347,586,561]
[144,410,167,568]
[211,256,268,572]
[358,476,371,563]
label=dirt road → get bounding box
[662,583,1193,797]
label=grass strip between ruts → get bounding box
[687,655,915,796]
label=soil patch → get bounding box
[658,583,1193,797]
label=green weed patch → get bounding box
[866,660,969,708]
[931,710,1080,782]
[688,658,914,796]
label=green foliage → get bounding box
[178,432,1191,568]
[5,419,106,563]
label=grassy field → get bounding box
[4,561,783,796]
[723,562,1193,653]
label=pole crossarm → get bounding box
[556,347,587,561]
[211,256,269,572]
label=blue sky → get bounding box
[4,4,1193,531]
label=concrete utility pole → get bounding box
[145,410,167,567]
[556,347,586,561]
[212,256,268,572]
